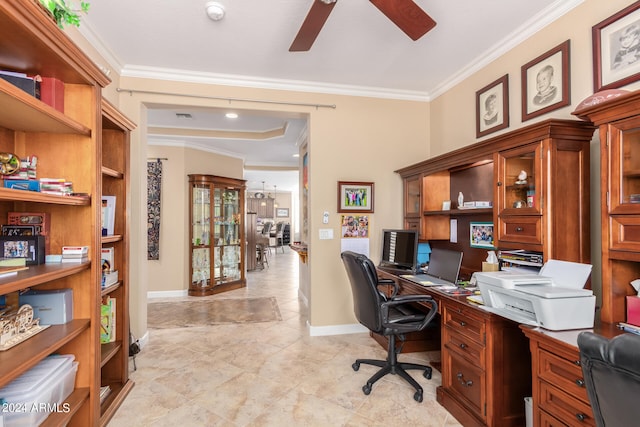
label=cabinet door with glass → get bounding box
[608,115,640,214]
[189,174,246,296]
[495,142,543,251]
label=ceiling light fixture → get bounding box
[205,1,225,21]
[260,181,267,206]
[225,112,238,119]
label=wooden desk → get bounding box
[378,268,531,427]
[520,323,621,426]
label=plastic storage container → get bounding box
[0,355,77,426]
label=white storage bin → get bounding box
[0,355,77,427]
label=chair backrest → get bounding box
[340,251,385,333]
[577,331,640,427]
[261,222,272,235]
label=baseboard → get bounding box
[147,289,188,299]
[307,321,368,337]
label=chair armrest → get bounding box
[377,279,399,298]
[381,295,438,331]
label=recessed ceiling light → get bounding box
[225,112,238,119]
[205,2,225,21]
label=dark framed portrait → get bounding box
[337,181,374,213]
[521,40,570,122]
[476,74,509,138]
[593,1,640,91]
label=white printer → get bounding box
[475,260,595,331]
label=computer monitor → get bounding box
[426,248,463,284]
[380,229,418,271]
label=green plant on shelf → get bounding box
[38,0,90,28]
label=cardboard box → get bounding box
[482,262,500,272]
[19,289,73,325]
[627,295,640,326]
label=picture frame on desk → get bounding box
[476,74,509,138]
[470,222,495,249]
[2,225,36,236]
[0,235,45,265]
[592,2,640,91]
[337,181,374,213]
[521,40,570,121]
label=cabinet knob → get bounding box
[456,372,473,387]
[515,227,523,232]
[497,182,502,187]
[575,378,585,387]
[576,413,586,422]
[574,360,582,366]
[459,321,466,327]
[459,343,467,349]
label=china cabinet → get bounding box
[575,90,640,324]
[188,174,246,296]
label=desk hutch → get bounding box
[0,2,133,425]
[394,119,595,426]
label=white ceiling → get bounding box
[79,0,582,191]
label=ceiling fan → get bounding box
[289,0,437,52]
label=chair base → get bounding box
[352,335,433,402]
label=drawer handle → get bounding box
[459,343,467,349]
[575,378,585,387]
[459,321,466,327]
[576,413,587,422]
[456,372,473,387]
[574,360,582,366]
[515,227,524,232]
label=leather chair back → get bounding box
[341,251,385,334]
[578,331,640,427]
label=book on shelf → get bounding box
[101,196,116,236]
[102,270,119,288]
[100,385,111,404]
[100,297,116,344]
[62,246,89,256]
[101,247,115,272]
[0,257,27,267]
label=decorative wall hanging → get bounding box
[337,181,374,213]
[593,1,640,91]
[521,40,570,121]
[147,159,163,260]
[476,74,509,138]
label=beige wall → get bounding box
[67,0,640,338]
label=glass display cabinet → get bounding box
[188,174,246,296]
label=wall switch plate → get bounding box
[319,229,333,240]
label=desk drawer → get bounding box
[444,349,485,419]
[444,327,485,368]
[538,381,595,426]
[498,215,542,246]
[537,347,588,403]
[443,303,485,344]
[610,215,640,252]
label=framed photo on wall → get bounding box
[521,40,570,121]
[337,181,374,213]
[276,208,289,217]
[476,74,509,138]
[593,1,640,91]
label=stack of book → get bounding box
[0,257,28,279]
[61,246,88,263]
[39,178,73,196]
[101,247,118,288]
[100,385,111,404]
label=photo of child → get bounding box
[341,215,368,238]
[532,65,558,106]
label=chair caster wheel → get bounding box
[352,362,360,371]
[362,384,372,395]
[424,369,432,380]
[414,390,423,402]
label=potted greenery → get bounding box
[37,0,90,28]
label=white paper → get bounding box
[450,219,457,243]
[539,259,592,289]
[341,238,369,257]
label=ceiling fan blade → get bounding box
[289,0,337,52]
[369,0,436,41]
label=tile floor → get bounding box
[108,248,463,426]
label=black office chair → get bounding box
[577,331,640,427]
[340,251,438,402]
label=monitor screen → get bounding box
[380,229,418,271]
[426,248,463,284]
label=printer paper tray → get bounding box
[478,305,539,326]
